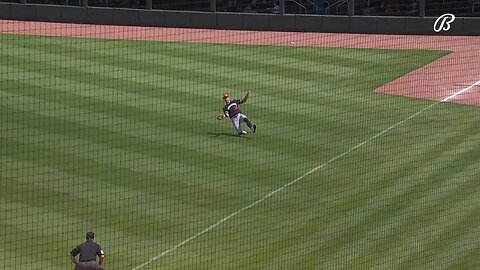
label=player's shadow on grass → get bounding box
[207,132,252,139]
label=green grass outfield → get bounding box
[1,33,480,270]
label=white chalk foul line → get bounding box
[442,80,480,102]
[132,81,479,270]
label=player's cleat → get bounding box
[238,131,247,135]
[252,124,256,133]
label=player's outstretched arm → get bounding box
[218,107,229,120]
[241,91,250,104]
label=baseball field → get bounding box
[1,22,480,270]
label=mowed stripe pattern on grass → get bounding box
[1,33,479,270]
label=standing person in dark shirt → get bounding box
[217,91,257,135]
[68,232,105,270]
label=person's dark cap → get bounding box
[86,231,95,240]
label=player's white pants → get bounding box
[230,113,247,134]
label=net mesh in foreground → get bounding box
[1,20,480,270]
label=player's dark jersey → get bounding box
[223,99,242,118]
[70,240,104,262]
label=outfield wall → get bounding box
[1,3,480,35]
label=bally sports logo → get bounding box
[434,13,456,33]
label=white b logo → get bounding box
[434,13,455,33]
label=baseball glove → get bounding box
[216,114,225,120]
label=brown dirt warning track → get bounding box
[1,19,479,106]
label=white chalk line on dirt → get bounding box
[443,80,480,102]
[132,83,480,270]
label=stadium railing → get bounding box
[0,0,479,16]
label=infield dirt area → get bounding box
[1,19,479,106]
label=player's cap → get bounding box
[86,231,95,240]
[222,93,230,99]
